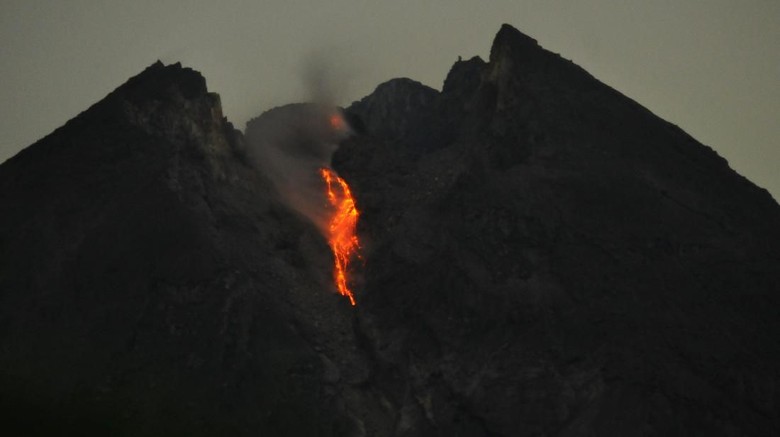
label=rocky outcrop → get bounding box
[1,24,778,436]
[348,78,440,150]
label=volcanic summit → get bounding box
[0,24,778,436]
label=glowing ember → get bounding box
[329,113,346,131]
[319,167,359,306]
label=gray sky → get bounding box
[2,1,778,199]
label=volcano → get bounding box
[1,24,778,436]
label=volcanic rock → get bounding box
[335,24,780,436]
[0,61,374,436]
[1,24,779,436]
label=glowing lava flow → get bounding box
[319,167,359,306]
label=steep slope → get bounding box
[0,62,380,436]
[335,24,780,436]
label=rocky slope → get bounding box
[335,24,780,436]
[0,62,376,436]
[1,25,778,436]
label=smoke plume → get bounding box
[245,52,358,232]
[245,103,350,233]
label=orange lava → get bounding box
[319,167,359,306]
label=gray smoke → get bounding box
[245,102,350,233]
[301,48,354,107]
[244,53,354,232]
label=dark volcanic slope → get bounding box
[0,62,377,436]
[336,25,780,436]
[0,24,778,436]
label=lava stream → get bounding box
[319,167,359,306]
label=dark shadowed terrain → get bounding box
[1,24,778,436]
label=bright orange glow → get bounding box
[319,167,359,306]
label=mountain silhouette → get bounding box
[1,24,778,436]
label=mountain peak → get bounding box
[116,61,208,101]
[490,23,541,64]
[347,78,439,144]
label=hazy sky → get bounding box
[1,1,777,199]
